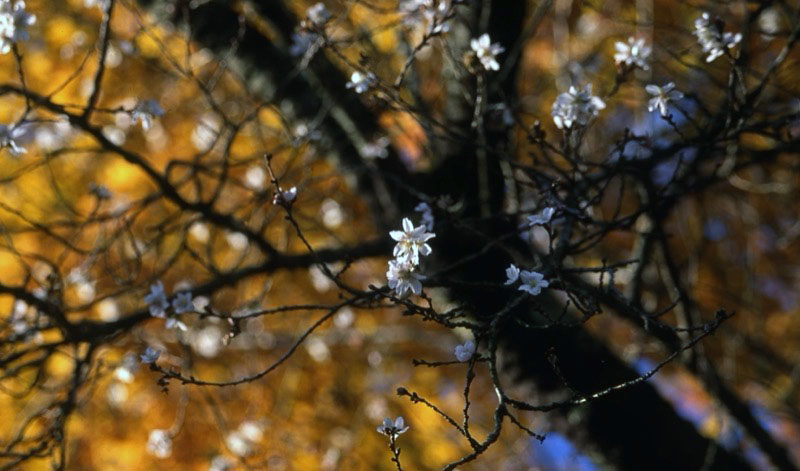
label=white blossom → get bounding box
[518,270,549,296]
[527,207,554,226]
[144,281,169,318]
[401,0,451,35]
[504,264,520,285]
[146,429,172,459]
[386,260,425,297]
[0,1,35,55]
[390,217,435,265]
[0,123,25,156]
[694,12,742,63]
[273,186,297,205]
[306,3,330,27]
[140,346,161,364]
[645,82,684,117]
[292,122,322,143]
[165,317,188,331]
[551,84,606,130]
[377,416,409,437]
[346,71,377,94]
[470,33,504,71]
[454,340,475,362]
[172,292,193,314]
[131,99,164,131]
[614,37,651,70]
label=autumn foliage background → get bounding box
[2,0,800,470]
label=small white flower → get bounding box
[551,84,606,130]
[422,0,451,35]
[470,33,505,71]
[273,186,297,205]
[614,37,651,71]
[131,99,164,131]
[165,317,188,331]
[415,202,434,231]
[454,340,475,362]
[645,82,684,117]
[282,186,297,202]
[518,270,549,296]
[146,429,172,459]
[527,207,554,226]
[346,71,377,94]
[360,136,390,159]
[144,281,169,318]
[390,217,435,265]
[401,0,451,35]
[0,123,26,156]
[306,2,330,26]
[0,1,36,55]
[694,12,742,63]
[386,259,425,297]
[504,264,520,285]
[140,346,161,364]
[292,122,322,143]
[377,416,409,437]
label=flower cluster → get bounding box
[391,217,434,265]
[614,37,651,71]
[694,12,742,63]
[144,281,191,331]
[0,0,35,54]
[360,136,390,159]
[454,340,475,362]
[387,217,435,297]
[346,71,377,94]
[131,99,164,131]
[305,2,330,28]
[470,33,504,71]
[504,264,549,296]
[551,84,606,130]
[400,0,452,35]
